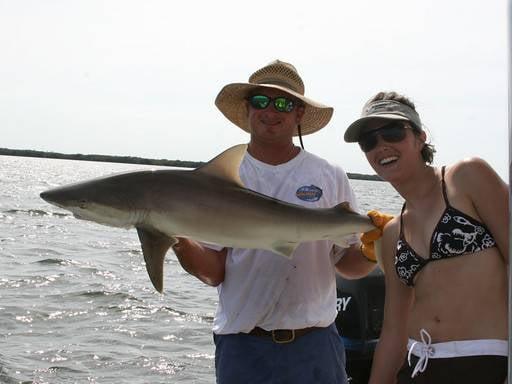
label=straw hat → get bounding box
[215,60,333,136]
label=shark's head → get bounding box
[40,172,147,228]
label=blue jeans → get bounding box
[214,323,348,384]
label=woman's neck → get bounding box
[391,165,440,208]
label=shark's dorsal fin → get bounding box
[194,144,247,187]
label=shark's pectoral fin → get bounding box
[374,238,384,273]
[271,242,298,259]
[333,235,352,249]
[136,227,177,293]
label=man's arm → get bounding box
[335,244,376,279]
[336,210,393,278]
[172,237,227,286]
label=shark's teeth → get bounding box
[379,156,398,165]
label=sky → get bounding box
[1,0,509,180]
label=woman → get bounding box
[344,91,508,383]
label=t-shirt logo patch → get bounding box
[296,185,323,202]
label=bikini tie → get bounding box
[408,328,435,378]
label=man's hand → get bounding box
[172,237,200,257]
[171,237,227,286]
[360,210,394,262]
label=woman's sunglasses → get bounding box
[248,94,296,113]
[358,122,410,153]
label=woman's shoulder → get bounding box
[448,156,493,172]
[382,215,400,240]
[445,157,502,188]
[381,216,401,251]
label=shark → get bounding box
[40,144,375,292]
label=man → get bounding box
[173,60,378,384]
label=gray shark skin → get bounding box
[40,144,375,293]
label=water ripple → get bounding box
[34,258,71,266]
[0,157,401,384]
[3,209,69,218]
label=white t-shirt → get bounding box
[212,150,359,334]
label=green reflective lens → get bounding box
[273,97,291,112]
[248,95,295,113]
[249,95,271,109]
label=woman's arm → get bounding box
[172,237,227,286]
[453,158,509,264]
[368,219,414,384]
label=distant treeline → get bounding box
[0,148,203,169]
[0,148,382,181]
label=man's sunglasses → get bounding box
[248,94,296,113]
[358,122,410,153]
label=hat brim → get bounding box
[215,83,333,136]
[344,114,411,142]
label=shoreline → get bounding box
[0,147,382,181]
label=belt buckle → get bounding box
[271,329,295,344]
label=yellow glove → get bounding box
[360,210,394,262]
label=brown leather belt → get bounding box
[248,326,320,344]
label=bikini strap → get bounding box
[441,166,450,205]
[399,203,406,236]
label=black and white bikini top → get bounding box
[395,166,497,287]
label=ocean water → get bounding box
[0,155,403,384]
